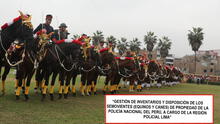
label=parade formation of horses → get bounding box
[0,11,183,101]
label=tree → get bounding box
[144,31,157,59]
[129,38,141,54]
[73,34,80,39]
[157,36,172,59]
[187,27,204,73]
[117,37,128,55]
[106,35,117,50]
[92,30,104,46]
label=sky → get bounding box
[0,0,220,57]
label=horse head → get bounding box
[87,47,101,66]
[1,11,34,52]
[147,60,160,79]
[118,57,138,76]
[100,50,115,68]
[35,32,53,61]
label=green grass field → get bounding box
[0,71,219,124]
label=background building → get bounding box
[174,50,220,75]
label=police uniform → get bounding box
[34,23,54,34]
[34,14,54,34]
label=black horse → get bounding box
[37,42,83,101]
[78,47,101,96]
[12,32,53,100]
[105,57,138,94]
[0,11,34,95]
[146,60,160,88]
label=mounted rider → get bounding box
[34,14,54,34]
[52,23,70,41]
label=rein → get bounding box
[54,44,77,71]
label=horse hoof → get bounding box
[16,95,20,100]
[50,94,54,101]
[58,94,62,99]
[41,94,46,101]
[34,88,38,94]
[64,94,68,99]
[86,93,90,96]
[24,95,29,101]
[72,93,76,97]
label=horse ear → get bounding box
[18,10,25,19]
[26,15,32,22]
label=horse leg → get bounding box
[49,71,58,101]
[21,74,27,94]
[92,76,98,95]
[1,65,10,95]
[109,73,120,94]
[64,72,71,99]
[103,73,111,94]
[129,79,135,92]
[24,70,35,101]
[86,77,92,96]
[71,72,77,96]
[58,71,65,99]
[41,68,52,101]
[80,73,86,96]
[35,68,45,94]
[137,80,142,92]
[34,68,41,94]
[114,76,121,94]
[15,68,24,100]
[102,76,108,94]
